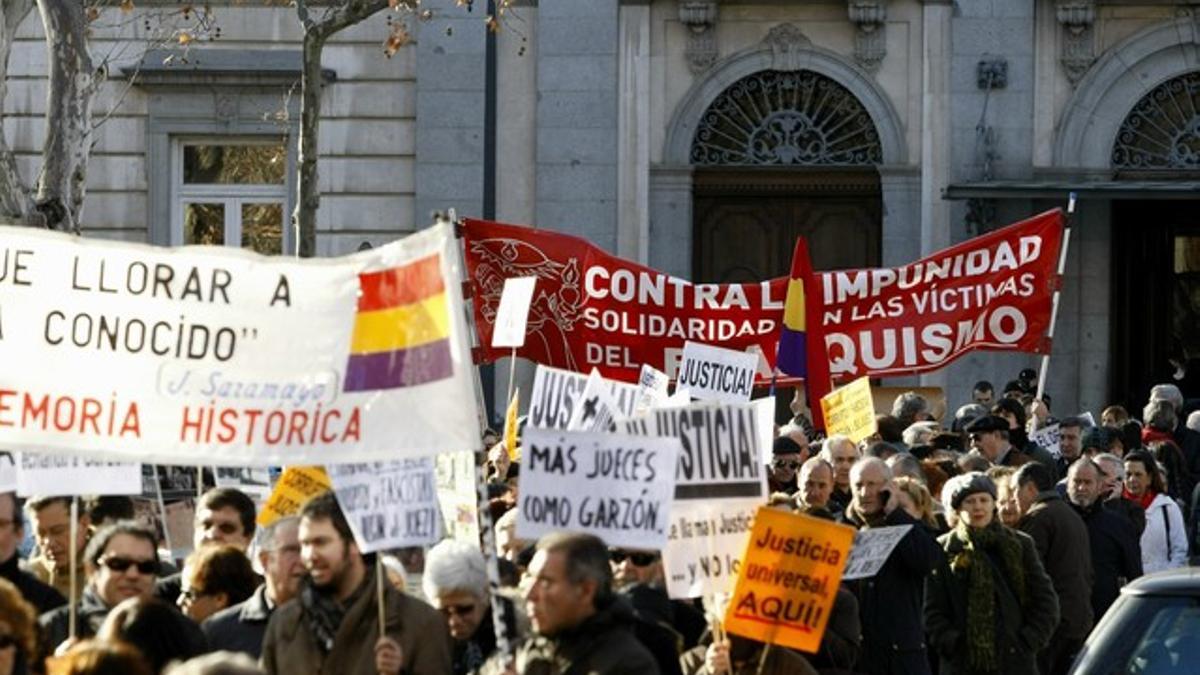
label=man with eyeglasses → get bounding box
[203,516,303,659]
[22,495,90,603]
[39,521,159,652]
[610,547,706,654]
[965,415,1031,468]
[768,435,806,495]
[0,491,65,614]
[422,539,506,675]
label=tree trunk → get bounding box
[0,0,34,222]
[293,0,389,257]
[35,0,93,233]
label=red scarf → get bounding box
[1142,428,1175,446]
[1123,487,1156,510]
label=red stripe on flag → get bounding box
[357,254,445,312]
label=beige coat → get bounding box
[261,570,452,675]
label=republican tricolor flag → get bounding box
[777,237,832,430]
[345,254,454,392]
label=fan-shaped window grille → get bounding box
[691,70,882,166]
[1112,71,1200,169]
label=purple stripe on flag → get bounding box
[777,327,809,378]
[344,339,453,392]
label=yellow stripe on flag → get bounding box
[783,278,806,331]
[349,292,451,354]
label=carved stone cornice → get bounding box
[762,23,812,71]
[847,0,887,74]
[1056,0,1095,86]
[678,1,718,74]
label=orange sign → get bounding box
[723,506,855,653]
[257,466,330,526]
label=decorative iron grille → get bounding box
[1112,71,1200,169]
[691,70,882,166]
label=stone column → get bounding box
[647,165,693,279]
[617,2,651,262]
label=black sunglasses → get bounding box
[610,550,657,566]
[100,556,158,575]
[772,459,801,470]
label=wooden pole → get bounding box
[68,496,78,639]
[1032,194,1076,426]
[376,555,387,638]
[755,644,772,675]
[153,465,174,557]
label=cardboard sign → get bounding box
[257,466,330,526]
[0,452,15,493]
[1029,422,1062,458]
[821,376,877,443]
[164,499,196,560]
[213,466,273,501]
[725,507,855,653]
[15,453,142,497]
[565,370,620,432]
[841,525,914,580]
[491,276,538,348]
[621,402,769,598]
[0,222,481,466]
[527,364,639,429]
[328,459,441,553]
[435,450,479,544]
[633,364,670,416]
[677,341,757,404]
[503,390,520,460]
[516,427,681,550]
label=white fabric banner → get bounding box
[0,223,481,465]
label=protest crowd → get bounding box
[3,371,1197,675]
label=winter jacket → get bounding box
[1139,492,1188,574]
[2,552,65,615]
[924,527,1060,675]
[1070,498,1142,619]
[476,596,659,675]
[839,507,945,675]
[260,568,451,675]
[1016,491,1094,641]
[203,583,273,659]
[679,642,819,675]
[39,585,111,654]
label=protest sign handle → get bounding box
[755,645,771,675]
[376,555,386,639]
[505,347,517,410]
[68,497,78,639]
[153,465,174,555]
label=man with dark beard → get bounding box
[260,493,451,675]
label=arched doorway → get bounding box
[1111,70,1200,408]
[688,68,883,284]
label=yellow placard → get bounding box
[820,376,877,443]
[257,466,331,526]
[504,388,520,461]
[724,506,855,653]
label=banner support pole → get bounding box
[506,347,517,411]
[376,555,387,639]
[1033,194,1076,427]
[153,465,174,558]
[68,496,78,640]
[450,210,515,661]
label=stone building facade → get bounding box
[11,0,1200,420]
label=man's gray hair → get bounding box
[423,539,489,601]
[1143,399,1177,433]
[164,651,263,675]
[850,456,893,481]
[1150,383,1184,412]
[820,434,857,461]
[254,516,298,553]
[799,456,832,479]
[887,453,925,484]
[536,532,614,607]
[891,391,928,426]
[902,421,939,448]
[1094,452,1125,479]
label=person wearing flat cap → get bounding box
[925,472,1060,675]
[965,415,1031,469]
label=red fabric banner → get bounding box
[812,208,1065,378]
[462,219,788,384]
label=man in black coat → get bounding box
[1066,458,1143,618]
[839,457,943,675]
[0,492,65,614]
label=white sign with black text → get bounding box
[565,370,620,432]
[327,458,442,554]
[16,452,142,497]
[841,525,914,580]
[621,401,769,599]
[0,452,15,493]
[633,364,670,416]
[676,341,758,405]
[491,276,538,348]
[527,364,639,430]
[516,427,680,551]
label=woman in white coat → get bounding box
[1123,450,1188,573]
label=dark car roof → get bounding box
[1122,568,1200,596]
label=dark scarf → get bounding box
[946,520,1026,672]
[300,568,371,653]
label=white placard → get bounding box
[0,222,481,466]
[676,341,758,404]
[516,427,680,550]
[435,450,479,544]
[527,364,639,429]
[16,452,142,496]
[327,458,442,553]
[213,466,273,501]
[565,370,620,432]
[633,364,670,416]
[621,401,768,598]
[491,276,538,348]
[0,452,15,493]
[1029,423,1062,458]
[841,525,914,580]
